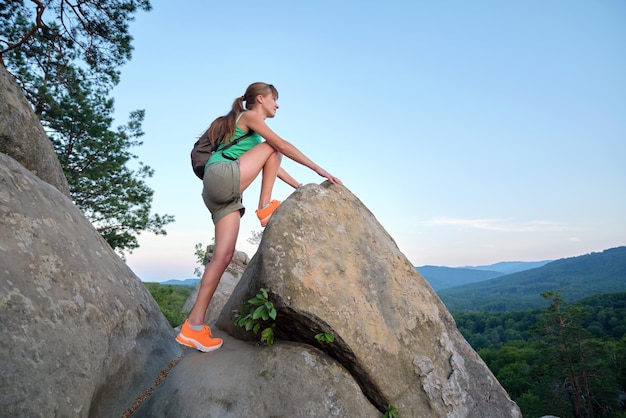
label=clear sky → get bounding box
[111,1,626,282]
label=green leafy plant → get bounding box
[314,332,335,345]
[234,288,277,346]
[383,404,398,418]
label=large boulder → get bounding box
[0,64,70,197]
[0,153,181,417]
[139,182,522,417]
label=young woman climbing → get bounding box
[176,82,343,351]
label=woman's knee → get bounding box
[240,143,274,170]
[266,149,282,166]
[253,142,276,158]
[258,143,283,162]
[210,248,234,268]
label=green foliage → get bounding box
[315,332,335,345]
[193,242,209,277]
[0,1,174,255]
[234,288,277,346]
[1,0,152,92]
[455,291,626,351]
[144,283,192,327]
[383,404,398,418]
[439,247,626,311]
[49,93,174,254]
[455,291,626,417]
[531,290,619,417]
[193,239,221,277]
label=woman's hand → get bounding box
[316,167,343,185]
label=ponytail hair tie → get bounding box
[240,95,245,101]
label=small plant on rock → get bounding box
[314,332,335,345]
[384,404,398,418]
[234,288,277,346]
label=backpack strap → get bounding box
[219,112,251,152]
[219,130,253,152]
[218,130,254,161]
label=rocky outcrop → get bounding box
[138,182,522,417]
[0,153,181,417]
[0,64,70,197]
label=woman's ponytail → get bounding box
[206,83,278,147]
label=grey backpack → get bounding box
[190,130,253,179]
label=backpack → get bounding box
[191,130,253,179]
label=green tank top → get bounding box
[207,124,262,165]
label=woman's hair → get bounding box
[205,82,279,147]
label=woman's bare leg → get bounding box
[239,142,282,209]
[187,143,281,325]
[187,211,241,325]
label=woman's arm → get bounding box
[242,112,343,185]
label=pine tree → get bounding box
[1,0,173,254]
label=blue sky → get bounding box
[111,1,626,282]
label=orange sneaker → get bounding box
[176,320,223,352]
[255,200,281,227]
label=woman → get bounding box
[176,82,343,352]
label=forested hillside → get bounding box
[453,291,626,417]
[438,246,626,311]
[143,283,192,327]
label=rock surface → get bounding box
[0,153,181,417]
[0,64,70,197]
[134,332,380,417]
[141,182,522,417]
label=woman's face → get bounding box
[259,93,279,118]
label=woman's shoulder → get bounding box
[236,111,248,126]
[233,111,253,133]
[238,110,265,122]
[237,110,264,131]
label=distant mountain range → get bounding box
[416,260,552,292]
[433,246,626,312]
[463,260,553,275]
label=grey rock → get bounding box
[0,64,70,197]
[134,332,380,418]
[0,153,181,417]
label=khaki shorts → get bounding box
[202,161,245,224]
